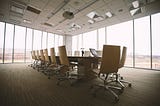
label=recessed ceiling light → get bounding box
[11,5,24,14]
[105,12,112,18]
[132,0,139,8]
[88,20,94,24]
[23,19,31,23]
[130,7,141,16]
[56,29,63,32]
[86,11,99,19]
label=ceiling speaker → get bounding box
[62,11,74,19]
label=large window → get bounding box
[42,32,47,49]
[4,23,14,63]
[14,25,26,62]
[98,27,105,50]
[26,28,33,62]
[33,30,42,50]
[107,21,133,67]
[48,33,54,55]
[134,16,151,68]
[0,22,5,63]
[83,30,97,51]
[151,13,160,70]
[72,36,78,52]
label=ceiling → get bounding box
[0,0,160,36]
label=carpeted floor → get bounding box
[0,64,160,106]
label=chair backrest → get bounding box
[50,47,57,64]
[100,45,120,74]
[31,51,36,59]
[58,45,70,66]
[43,49,50,63]
[36,50,40,60]
[40,49,45,61]
[119,46,127,68]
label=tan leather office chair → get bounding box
[29,50,36,67]
[37,49,46,71]
[91,45,122,101]
[32,50,40,70]
[107,46,132,89]
[118,46,131,87]
[57,45,80,85]
[46,47,59,79]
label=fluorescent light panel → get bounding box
[86,11,99,19]
[11,5,24,14]
[132,0,139,8]
[105,12,112,18]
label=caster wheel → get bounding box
[120,88,124,93]
[128,83,132,87]
[92,93,96,97]
[115,97,119,102]
[120,76,123,80]
[56,82,60,85]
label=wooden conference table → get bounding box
[55,56,101,78]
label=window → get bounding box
[77,34,83,51]
[72,35,78,52]
[107,21,133,67]
[134,16,150,68]
[26,28,33,62]
[98,27,105,50]
[42,32,47,49]
[48,33,54,55]
[59,35,64,46]
[33,30,42,50]
[14,25,26,62]
[4,23,14,63]
[151,13,160,70]
[0,22,5,63]
[54,34,59,54]
[83,30,97,51]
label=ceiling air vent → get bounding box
[43,23,53,27]
[26,6,41,14]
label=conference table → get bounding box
[55,56,101,79]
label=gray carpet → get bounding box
[0,64,160,106]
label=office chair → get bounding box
[32,50,40,70]
[29,50,36,67]
[37,49,46,71]
[56,45,81,86]
[45,47,60,79]
[91,45,122,101]
[110,46,132,88]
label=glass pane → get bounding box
[14,25,26,62]
[59,35,63,46]
[98,27,105,50]
[0,22,5,63]
[33,30,42,50]
[107,21,133,67]
[134,16,150,68]
[42,32,47,49]
[54,34,59,55]
[152,13,160,70]
[4,23,14,63]
[48,33,54,55]
[78,34,83,51]
[83,30,97,51]
[72,36,78,52]
[26,28,33,62]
